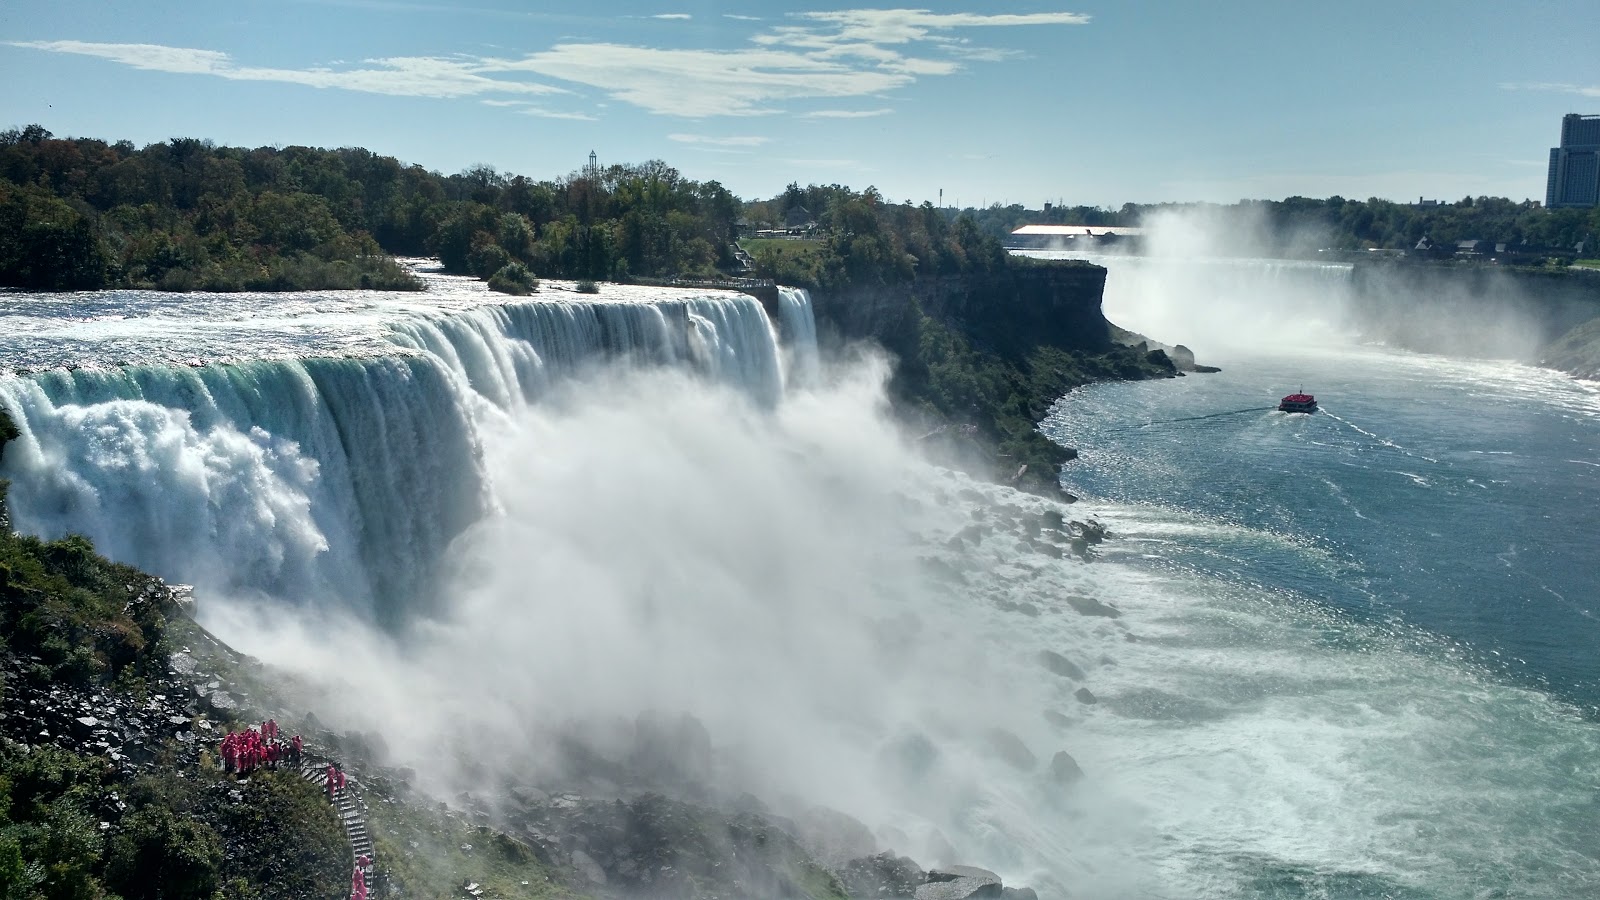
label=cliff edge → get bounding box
[807,259,1179,495]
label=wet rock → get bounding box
[985,729,1036,771]
[570,848,607,885]
[1037,650,1085,680]
[995,599,1040,617]
[841,853,925,899]
[205,691,237,714]
[1001,888,1039,900]
[1050,751,1085,784]
[1042,710,1071,730]
[1074,688,1098,705]
[630,711,712,786]
[795,806,876,867]
[1064,595,1121,618]
[880,732,939,783]
[919,865,1002,900]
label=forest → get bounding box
[4,124,1595,293]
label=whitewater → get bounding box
[2,258,1599,898]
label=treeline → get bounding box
[0,125,1036,296]
[0,126,419,292]
[960,194,1600,257]
[743,182,1008,291]
[0,125,745,292]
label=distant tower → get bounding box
[1546,114,1600,208]
[586,149,599,179]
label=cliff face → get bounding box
[809,261,1113,362]
[805,260,1172,495]
[1348,262,1600,366]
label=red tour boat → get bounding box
[1278,391,1318,414]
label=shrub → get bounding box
[575,279,599,294]
[487,262,538,296]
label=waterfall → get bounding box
[775,286,821,389]
[0,285,814,623]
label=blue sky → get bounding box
[2,1,1597,207]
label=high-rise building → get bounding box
[1546,114,1600,208]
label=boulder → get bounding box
[985,729,1037,771]
[1001,887,1039,900]
[1074,688,1098,705]
[918,865,1002,900]
[1041,710,1071,730]
[840,852,925,899]
[1050,751,1084,784]
[1064,595,1121,618]
[1037,650,1085,680]
[795,805,877,867]
[630,711,712,785]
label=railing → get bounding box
[627,275,776,292]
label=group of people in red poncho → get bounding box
[350,853,371,900]
[216,718,373,899]
[219,719,302,775]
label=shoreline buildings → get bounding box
[1546,114,1600,209]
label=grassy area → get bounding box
[739,238,825,258]
[1572,259,1600,269]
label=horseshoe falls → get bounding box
[3,260,1600,899]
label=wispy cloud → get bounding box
[487,44,910,117]
[724,14,762,21]
[1500,81,1600,98]
[9,40,564,100]
[12,8,1090,119]
[668,133,771,147]
[480,98,597,120]
[801,108,893,118]
[784,9,1089,45]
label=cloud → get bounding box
[724,14,762,21]
[788,8,1090,45]
[1500,81,1600,98]
[801,108,893,118]
[10,40,563,100]
[13,8,1090,119]
[668,133,771,147]
[487,43,911,117]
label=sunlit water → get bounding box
[1,256,1598,898]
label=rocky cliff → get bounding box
[805,260,1176,496]
[809,261,1113,362]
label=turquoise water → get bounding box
[1046,347,1600,711]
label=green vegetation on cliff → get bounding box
[0,483,351,899]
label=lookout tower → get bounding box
[586,150,599,180]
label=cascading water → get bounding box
[0,273,803,624]
[776,285,822,389]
